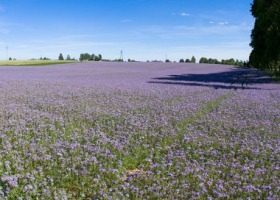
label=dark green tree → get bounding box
[79,53,91,61]
[199,57,208,64]
[90,54,95,61]
[66,55,71,60]
[249,0,280,71]
[191,56,196,63]
[95,54,102,61]
[58,53,64,60]
[179,59,185,63]
[165,59,171,63]
[98,54,102,61]
[208,58,215,64]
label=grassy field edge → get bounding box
[0,60,78,66]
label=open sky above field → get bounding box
[0,0,254,61]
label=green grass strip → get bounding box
[176,92,232,131]
[0,60,78,66]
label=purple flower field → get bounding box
[0,62,279,199]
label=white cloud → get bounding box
[218,21,229,26]
[171,12,190,17]
[180,12,190,17]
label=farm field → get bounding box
[0,60,78,66]
[0,62,279,199]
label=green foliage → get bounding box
[199,57,247,67]
[79,53,102,61]
[249,0,280,72]
[165,59,171,63]
[265,70,280,83]
[113,59,123,62]
[40,57,51,60]
[128,59,137,62]
[0,60,78,66]
[199,57,208,64]
[181,56,196,63]
[79,53,90,61]
[208,58,219,64]
[191,56,196,63]
[58,53,64,60]
[97,54,102,61]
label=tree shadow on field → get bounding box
[148,67,275,90]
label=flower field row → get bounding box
[0,62,279,199]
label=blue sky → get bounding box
[0,0,254,61]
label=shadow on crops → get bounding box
[148,68,275,90]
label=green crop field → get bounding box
[0,60,78,66]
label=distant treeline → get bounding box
[79,53,102,61]
[178,56,248,67]
[198,57,248,67]
[55,53,248,67]
[58,53,76,61]
[79,53,125,62]
[179,56,196,63]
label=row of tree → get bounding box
[179,56,196,63]
[58,53,105,61]
[79,53,102,61]
[249,0,280,72]
[58,53,75,61]
[56,53,247,67]
[199,57,247,66]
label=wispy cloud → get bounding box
[208,20,229,26]
[180,12,190,17]
[172,12,190,17]
[218,21,229,26]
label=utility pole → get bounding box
[120,50,123,61]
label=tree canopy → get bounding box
[179,56,196,63]
[191,56,196,63]
[58,53,64,60]
[249,0,280,71]
[199,57,246,67]
[79,53,102,62]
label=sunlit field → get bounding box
[0,60,78,66]
[0,62,279,199]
